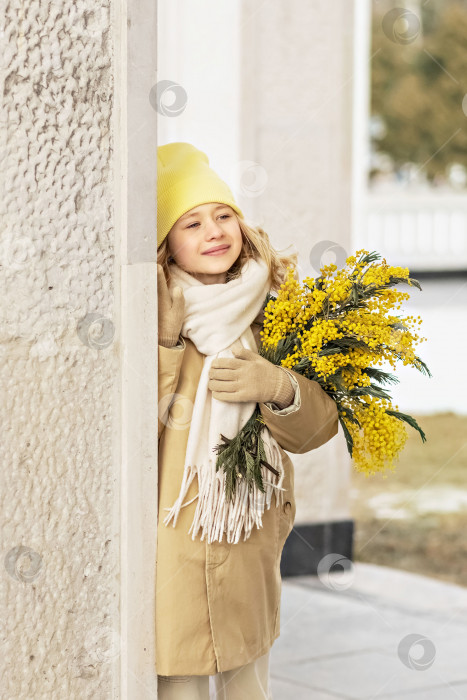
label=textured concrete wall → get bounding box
[0,0,158,697]
[0,0,119,695]
[240,0,355,524]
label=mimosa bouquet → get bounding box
[213,249,431,502]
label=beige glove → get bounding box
[157,263,185,348]
[208,343,296,408]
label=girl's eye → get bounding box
[186,214,230,229]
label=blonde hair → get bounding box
[157,210,299,294]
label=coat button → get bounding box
[283,501,291,514]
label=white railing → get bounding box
[356,192,467,271]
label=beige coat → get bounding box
[156,310,339,676]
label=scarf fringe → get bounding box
[162,429,287,544]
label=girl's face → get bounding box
[167,202,243,285]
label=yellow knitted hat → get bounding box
[157,142,244,248]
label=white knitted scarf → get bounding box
[162,257,287,544]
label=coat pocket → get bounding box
[277,495,296,553]
[277,448,296,552]
[272,494,296,637]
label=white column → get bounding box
[240,0,358,525]
[156,0,242,193]
[119,0,158,697]
[352,0,372,254]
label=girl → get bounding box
[156,142,339,699]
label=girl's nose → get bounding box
[205,221,224,236]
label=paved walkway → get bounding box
[270,563,467,699]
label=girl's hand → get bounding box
[208,343,295,406]
[157,263,185,347]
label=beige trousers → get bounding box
[157,650,272,699]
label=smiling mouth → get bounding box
[203,245,230,255]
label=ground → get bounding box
[350,412,467,587]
